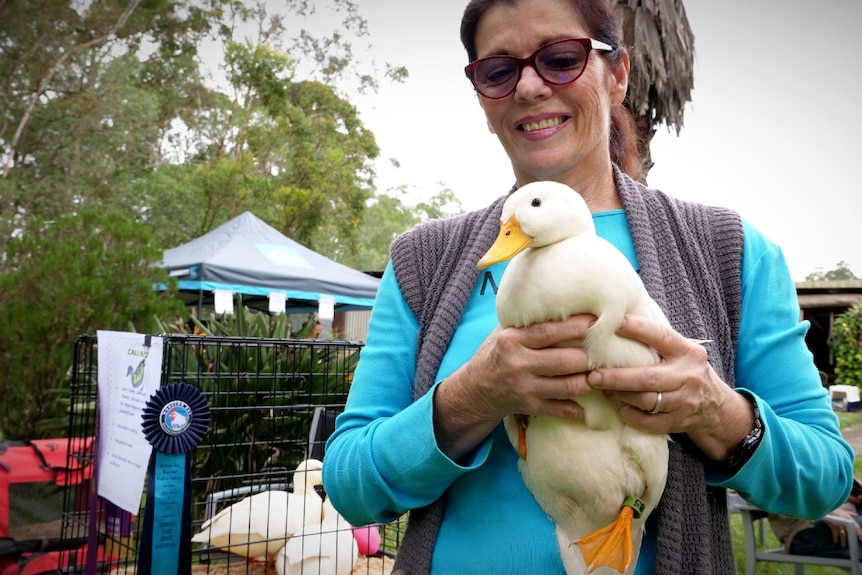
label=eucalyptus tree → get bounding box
[0,0,240,253]
[162,38,383,254]
[142,0,407,253]
[326,185,465,273]
[0,0,407,259]
[0,0,405,439]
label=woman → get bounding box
[322,0,854,572]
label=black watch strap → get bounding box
[724,390,764,475]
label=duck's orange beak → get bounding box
[477,215,534,269]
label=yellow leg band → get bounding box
[622,495,645,519]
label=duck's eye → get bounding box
[531,198,542,207]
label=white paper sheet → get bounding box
[96,330,164,514]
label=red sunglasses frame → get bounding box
[464,38,615,99]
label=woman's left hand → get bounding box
[586,313,755,463]
[823,508,862,545]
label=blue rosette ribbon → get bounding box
[138,382,209,575]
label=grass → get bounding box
[728,410,862,573]
[838,411,862,478]
[838,411,862,429]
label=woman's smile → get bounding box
[517,114,571,134]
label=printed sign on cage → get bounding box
[96,330,165,514]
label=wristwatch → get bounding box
[724,390,763,475]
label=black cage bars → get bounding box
[58,334,405,574]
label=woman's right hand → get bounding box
[432,314,596,460]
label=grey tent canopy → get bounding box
[161,211,380,312]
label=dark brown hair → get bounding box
[460,0,643,182]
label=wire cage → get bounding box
[58,334,406,575]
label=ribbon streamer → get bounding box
[138,382,209,575]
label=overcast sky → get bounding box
[346,0,862,281]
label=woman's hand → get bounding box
[823,508,862,546]
[433,314,596,460]
[585,314,755,463]
[471,313,600,420]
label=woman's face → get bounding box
[474,0,629,189]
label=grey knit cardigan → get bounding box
[389,167,743,575]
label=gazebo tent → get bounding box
[161,211,380,313]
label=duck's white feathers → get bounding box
[486,181,670,575]
[191,459,325,560]
[275,496,359,575]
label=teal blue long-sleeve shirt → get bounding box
[323,210,854,574]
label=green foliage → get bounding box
[834,302,862,387]
[0,210,185,439]
[0,0,232,242]
[12,54,163,221]
[337,185,466,272]
[806,261,859,282]
[0,0,427,443]
[1,0,402,261]
[142,17,388,257]
[345,192,421,272]
[414,186,465,221]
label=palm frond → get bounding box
[615,0,695,176]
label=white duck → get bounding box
[477,181,670,575]
[274,494,359,575]
[191,458,325,561]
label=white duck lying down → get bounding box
[191,459,326,561]
[477,181,670,575]
[274,494,360,575]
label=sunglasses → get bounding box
[464,38,615,99]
